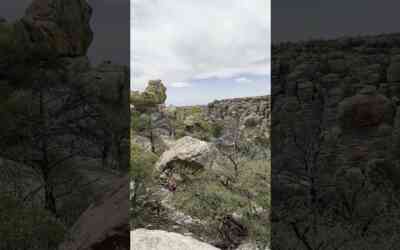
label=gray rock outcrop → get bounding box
[1,1,130,249]
[130,229,221,250]
[272,33,400,249]
[131,79,167,111]
[236,242,270,250]
[155,136,230,181]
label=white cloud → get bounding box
[131,0,270,91]
[194,62,270,80]
[235,77,253,84]
[170,82,192,88]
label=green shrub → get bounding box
[130,143,158,228]
[131,111,140,130]
[171,159,270,245]
[174,127,186,139]
[210,121,224,138]
[188,106,202,115]
[180,183,244,218]
[238,160,270,247]
[131,111,155,138]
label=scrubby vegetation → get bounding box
[172,160,270,248]
[130,80,270,249]
[130,142,158,228]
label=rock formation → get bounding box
[131,229,221,250]
[272,33,400,249]
[20,0,93,57]
[59,176,129,250]
[207,96,270,131]
[0,1,130,249]
[155,136,231,182]
[131,79,167,111]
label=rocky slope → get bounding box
[207,96,270,130]
[173,95,270,142]
[272,33,400,249]
[131,80,270,250]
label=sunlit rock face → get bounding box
[155,136,231,183]
[130,229,221,250]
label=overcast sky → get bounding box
[273,0,400,43]
[131,0,271,106]
[1,1,30,21]
[87,0,130,65]
[6,1,399,106]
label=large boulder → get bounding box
[20,0,93,57]
[130,229,221,250]
[58,176,129,250]
[338,92,394,129]
[155,136,229,182]
[243,113,262,127]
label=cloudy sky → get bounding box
[273,0,400,43]
[131,0,270,106]
[87,0,130,65]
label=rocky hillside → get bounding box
[207,96,270,128]
[272,33,400,249]
[0,1,130,249]
[174,96,270,146]
[131,80,270,250]
[1,0,130,169]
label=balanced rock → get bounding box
[131,80,167,110]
